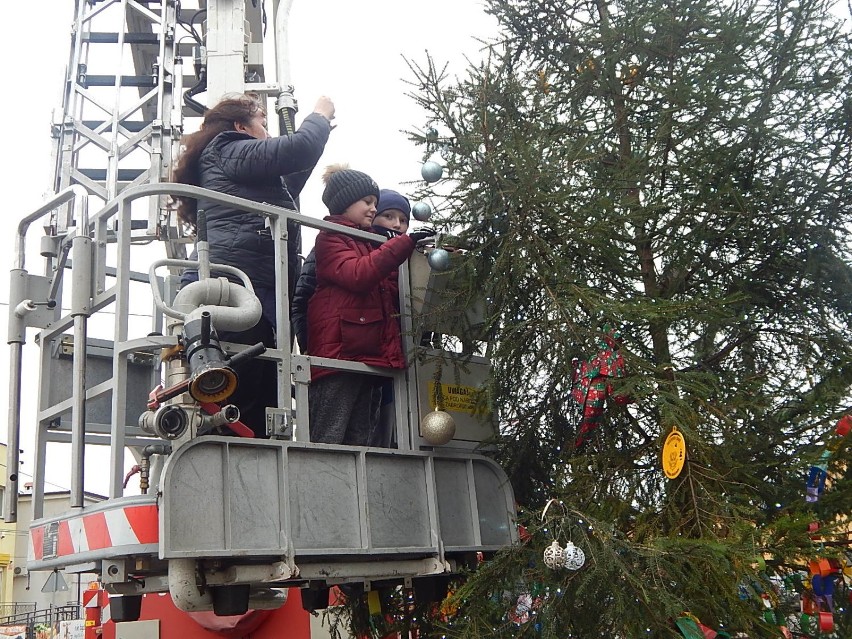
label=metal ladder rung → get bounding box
[82,121,151,133]
[79,75,158,88]
[83,32,161,45]
[77,168,147,181]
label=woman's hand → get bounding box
[313,96,335,122]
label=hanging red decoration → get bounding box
[835,414,851,437]
[571,325,632,447]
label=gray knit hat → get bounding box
[321,164,380,215]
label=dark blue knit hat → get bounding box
[377,189,411,221]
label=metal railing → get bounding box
[0,602,36,620]
[6,185,89,523]
[9,182,414,520]
[0,603,79,639]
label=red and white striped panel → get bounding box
[101,597,111,628]
[31,504,159,561]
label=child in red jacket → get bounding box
[307,165,434,444]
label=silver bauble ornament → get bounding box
[412,201,432,222]
[420,409,456,445]
[421,161,443,183]
[427,248,451,272]
[425,127,439,143]
[543,541,565,570]
[563,541,585,570]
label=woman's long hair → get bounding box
[171,93,265,229]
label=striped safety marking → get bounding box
[100,590,110,627]
[31,504,158,560]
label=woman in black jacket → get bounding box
[173,93,333,308]
[171,92,334,436]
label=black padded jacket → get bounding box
[291,247,316,351]
[183,112,331,293]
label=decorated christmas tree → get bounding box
[331,0,852,636]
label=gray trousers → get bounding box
[308,372,383,445]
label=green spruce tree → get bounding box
[394,0,852,636]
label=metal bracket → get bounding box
[102,559,128,584]
[244,82,282,96]
[8,273,55,334]
[292,355,311,384]
[266,408,292,439]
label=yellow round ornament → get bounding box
[662,426,686,479]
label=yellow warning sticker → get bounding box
[428,382,479,414]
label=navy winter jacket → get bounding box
[183,112,332,292]
[291,247,316,351]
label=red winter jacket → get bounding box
[307,216,415,381]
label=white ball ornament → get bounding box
[563,541,585,570]
[421,161,443,183]
[412,201,432,222]
[420,409,456,445]
[427,248,451,272]
[543,541,565,570]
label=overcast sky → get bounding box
[0,0,497,496]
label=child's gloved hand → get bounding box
[371,226,400,239]
[409,227,437,244]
